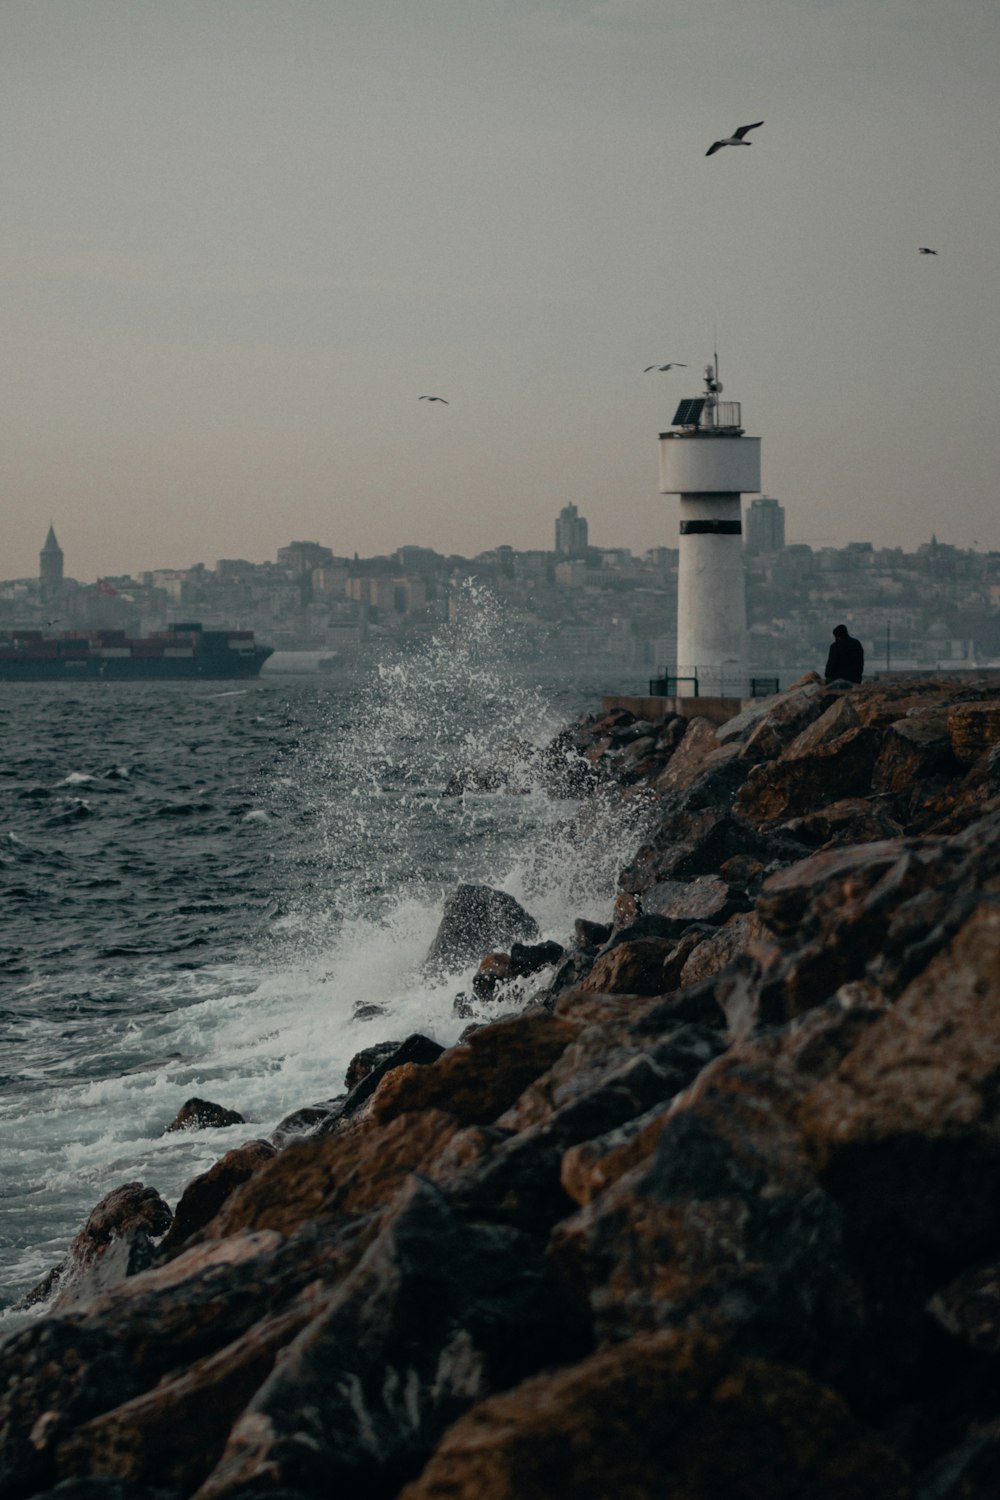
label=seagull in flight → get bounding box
[418,395,449,403]
[644,363,687,373]
[706,121,763,157]
[918,247,938,255]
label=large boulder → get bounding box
[398,1330,911,1500]
[734,728,881,827]
[193,1180,588,1500]
[425,884,540,973]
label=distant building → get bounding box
[745,496,785,554]
[39,523,64,596]
[277,541,334,573]
[555,503,588,557]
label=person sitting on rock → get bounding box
[824,623,864,684]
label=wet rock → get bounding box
[425,883,540,973]
[740,680,835,761]
[537,727,604,797]
[157,1140,277,1259]
[270,1098,346,1144]
[872,708,960,796]
[369,1008,581,1128]
[783,692,861,757]
[398,1330,910,1500]
[41,1183,174,1315]
[928,1256,1000,1358]
[800,902,1000,1266]
[194,1179,589,1500]
[714,674,824,747]
[164,1098,246,1134]
[778,795,905,848]
[620,804,807,895]
[192,1107,463,1242]
[471,940,565,1000]
[734,727,881,826]
[51,1231,159,1315]
[948,700,1000,764]
[677,911,765,988]
[441,738,538,796]
[344,1039,406,1090]
[653,717,719,791]
[574,917,612,949]
[53,1291,324,1495]
[578,938,680,997]
[643,872,748,925]
[0,1320,146,1500]
[338,1032,445,1122]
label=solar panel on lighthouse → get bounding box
[672,398,705,427]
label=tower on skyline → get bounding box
[555,503,588,557]
[40,522,64,597]
[745,495,785,554]
[658,358,761,699]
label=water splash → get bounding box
[0,593,652,1314]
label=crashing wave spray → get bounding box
[271,582,654,971]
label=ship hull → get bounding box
[0,625,273,682]
[0,651,272,682]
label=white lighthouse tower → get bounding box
[658,358,760,700]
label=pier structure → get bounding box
[658,359,761,701]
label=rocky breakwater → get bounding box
[7,672,1000,1499]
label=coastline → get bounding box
[5,670,1000,1499]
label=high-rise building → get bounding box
[745,496,785,554]
[555,503,588,557]
[39,523,64,596]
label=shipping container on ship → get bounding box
[0,623,273,681]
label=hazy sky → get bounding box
[2,0,998,581]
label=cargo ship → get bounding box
[0,623,273,681]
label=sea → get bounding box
[0,596,655,1318]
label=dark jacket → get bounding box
[824,633,864,684]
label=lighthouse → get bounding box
[658,358,760,700]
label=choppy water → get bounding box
[1,598,653,1313]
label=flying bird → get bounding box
[918,247,938,255]
[418,395,449,403]
[644,363,687,372]
[706,121,763,157]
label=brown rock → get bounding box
[644,873,745,925]
[560,1101,675,1207]
[398,1330,911,1500]
[799,902,1000,1261]
[678,911,765,988]
[784,694,861,757]
[734,727,881,826]
[578,938,677,997]
[756,839,911,943]
[54,1288,325,1492]
[165,1098,246,1133]
[871,708,958,795]
[778,796,904,848]
[66,1182,172,1278]
[612,889,641,928]
[741,682,835,761]
[948,700,1000,764]
[369,1008,581,1127]
[654,717,719,791]
[158,1140,277,1259]
[204,1107,462,1239]
[927,1256,1000,1358]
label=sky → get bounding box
[2,0,998,582]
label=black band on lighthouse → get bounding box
[679,519,742,535]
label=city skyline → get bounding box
[2,1,998,581]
